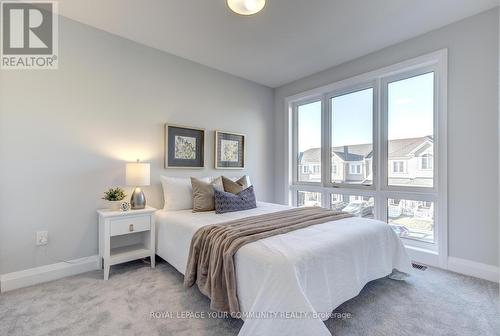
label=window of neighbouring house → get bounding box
[392,161,405,173]
[330,88,373,185]
[349,163,362,175]
[332,164,338,175]
[296,100,322,183]
[420,154,433,170]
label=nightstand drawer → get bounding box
[110,216,150,236]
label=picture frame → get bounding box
[165,124,205,169]
[215,131,246,169]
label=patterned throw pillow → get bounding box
[214,186,257,214]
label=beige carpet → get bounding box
[1,258,498,336]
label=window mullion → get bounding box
[375,78,384,222]
[321,94,331,189]
[321,94,331,209]
[291,103,299,186]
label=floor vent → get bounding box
[412,263,427,271]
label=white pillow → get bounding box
[160,176,209,210]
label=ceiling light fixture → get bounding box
[227,0,266,15]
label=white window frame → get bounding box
[285,50,448,268]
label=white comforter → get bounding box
[156,202,411,336]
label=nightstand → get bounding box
[97,206,157,280]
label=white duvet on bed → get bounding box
[156,202,411,336]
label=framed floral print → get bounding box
[215,131,245,169]
[165,124,205,168]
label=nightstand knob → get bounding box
[129,224,134,232]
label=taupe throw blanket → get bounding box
[184,207,353,314]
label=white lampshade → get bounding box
[227,0,266,15]
[126,162,150,186]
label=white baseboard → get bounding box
[0,255,100,293]
[405,245,498,283]
[447,257,499,283]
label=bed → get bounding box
[156,201,411,336]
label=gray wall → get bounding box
[0,17,275,274]
[274,8,499,267]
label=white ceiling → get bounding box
[56,0,498,87]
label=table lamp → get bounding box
[126,160,150,210]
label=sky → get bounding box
[298,72,434,152]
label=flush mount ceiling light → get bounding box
[227,0,266,15]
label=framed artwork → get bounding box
[215,131,245,169]
[165,124,205,168]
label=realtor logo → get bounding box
[1,1,58,69]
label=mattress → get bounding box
[156,202,411,336]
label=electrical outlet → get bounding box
[36,231,48,246]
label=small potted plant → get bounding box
[102,187,127,210]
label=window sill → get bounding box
[402,237,436,250]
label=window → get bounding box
[331,194,342,202]
[296,101,322,183]
[349,164,362,175]
[332,164,338,175]
[331,88,373,185]
[297,191,321,207]
[331,194,374,218]
[388,199,434,243]
[420,154,433,170]
[389,199,400,206]
[387,72,434,188]
[290,51,445,256]
[392,161,405,173]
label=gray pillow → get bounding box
[222,175,249,194]
[191,177,224,212]
[214,186,257,214]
